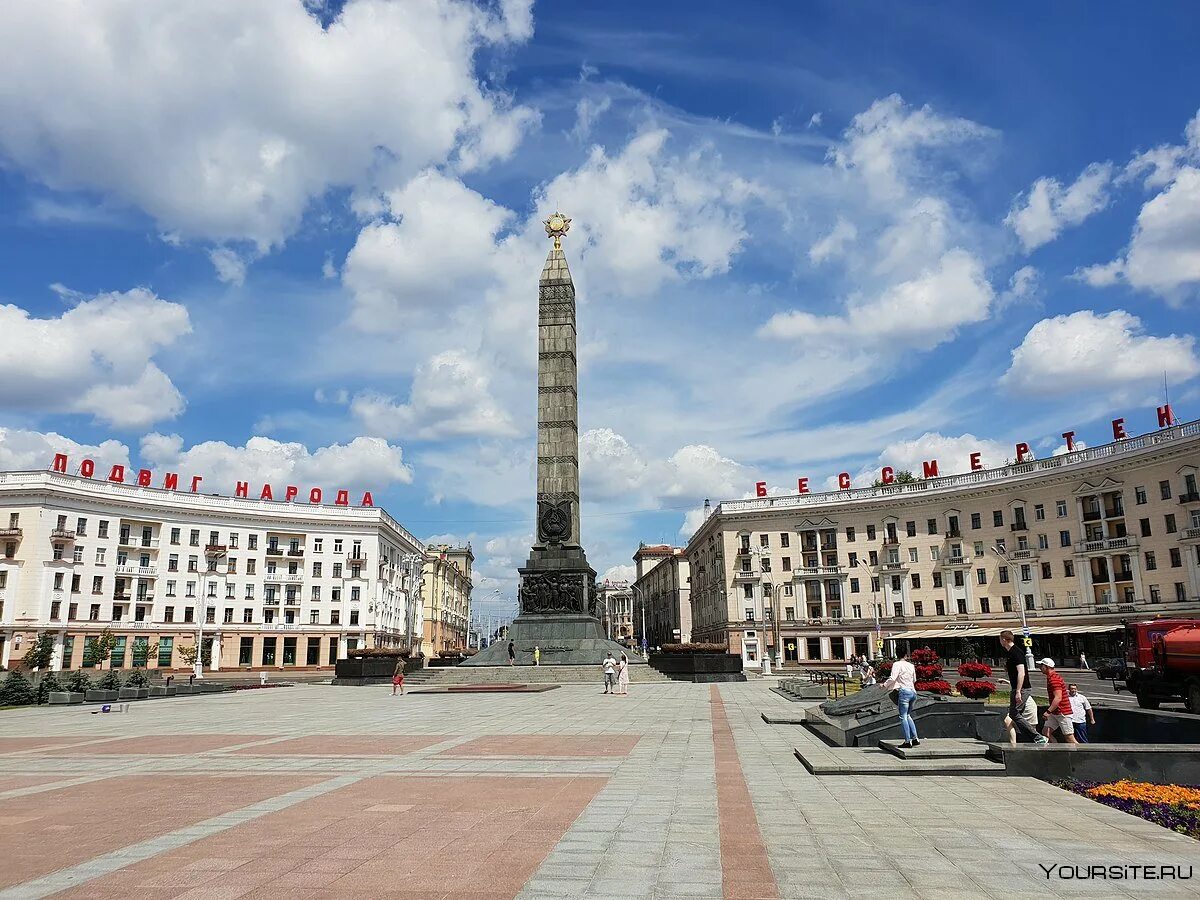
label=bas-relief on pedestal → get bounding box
[464,213,642,666]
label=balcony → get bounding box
[881,536,900,548]
[880,561,908,572]
[941,554,971,568]
[284,574,304,583]
[1182,527,1200,541]
[794,565,843,578]
[266,548,284,557]
[1114,570,1135,582]
[286,549,304,557]
[944,529,961,539]
[1180,491,1200,505]
[1008,548,1038,560]
[264,598,280,607]
[0,527,22,539]
[1010,522,1028,532]
[820,542,838,553]
[733,570,760,582]
[1076,536,1138,554]
[346,553,366,563]
[113,594,130,603]
[50,529,76,543]
[205,544,228,555]
[135,594,155,604]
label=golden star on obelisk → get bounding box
[543,211,571,249]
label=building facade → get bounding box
[0,470,426,672]
[421,544,473,654]
[632,544,692,648]
[596,580,634,642]
[685,419,1200,669]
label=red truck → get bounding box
[1123,618,1200,712]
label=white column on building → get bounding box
[52,631,64,671]
[817,580,827,618]
[211,631,221,671]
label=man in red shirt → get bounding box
[1037,658,1077,744]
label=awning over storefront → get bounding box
[889,621,1122,640]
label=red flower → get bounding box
[957,661,993,678]
[916,679,952,695]
[954,679,997,699]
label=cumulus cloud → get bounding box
[1001,310,1200,396]
[208,247,248,286]
[808,217,857,264]
[1005,162,1113,252]
[581,428,649,500]
[0,0,536,249]
[0,288,189,428]
[0,427,131,473]
[350,350,518,440]
[600,563,636,584]
[836,431,1011,489]
[570,95,612,143]
[139,433,413,493]
[761,249,994,352]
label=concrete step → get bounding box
[408,665,675,685]
[794,745,1007,777]
[879,738,992,760]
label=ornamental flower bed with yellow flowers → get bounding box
[1056,779,1200,839]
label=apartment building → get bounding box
[685,419,1200,669]
[421,544,473,654]
[0,470,425,671]
[596,579,634,642]
[632,544,692,648]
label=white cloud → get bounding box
[0,0,536,249]
[600,564,636,584]
[1121,110,1199,189]
[581,428,649,501]
[570,95,612,143]
[1001,310,1200,396]
[761,249,994,352]
[829,94,993,203]
[997,265,1039,309]
[807,112,823,129]
[835,431,1011,489]
[659,444,745,500]
[0,427,131,473]
[808,217,857,264]
[1005,162,1113,252]
[350,350,518,440]
[139,433,413,493]
[1053,440,1087,457]
[1120,167,1200,302]
[0,288,189,428]
[208,247,248,286]
[1073,259,1124,287]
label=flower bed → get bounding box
[955,661,996,699]
[660,642,729,654]
[1056,779,1200,840]
[915,679,952,695]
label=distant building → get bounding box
[685,419,1200,670]
[632,544,691,647]
[421,544,473,654]
[596,580,633,641]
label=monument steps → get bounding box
[408,664,675,686]
[793,745,1007,777]
[878,738,992,760]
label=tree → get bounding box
[872,470,918,488]
[93,629,118,670]
[36,671,64,705]
[65,670,92,694]
[0,671,37,706]
[22,632,55,672]
[177,640,211,667]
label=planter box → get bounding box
[200,682,225,693]
[48,691,85,705]
[332,655,419,684]
[174,684,198,695]
[84,689,119,703]
[148,685,178,698]
[119,687,149,700]
[649,651,746,683]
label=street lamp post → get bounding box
[855,558,885,660]
[991,545,1036,673]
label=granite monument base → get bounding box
[804,684,1006,747]
[463,614,644,667]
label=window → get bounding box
[332,563,343,578]
[313,562,322,577]
[759,534,769,548]
[781,557,791,572]
[244,608,253,623]
[54,572,64,590]
[846,527,855,542]
[189,529,200,546]
[871,577,880,592]
[1159,480,1172,500]
[913,602,924,617]
[1165,514,1177,534]
[245,584,254,599]
[70,573,81,593]
[169,527,180,545]
[314,538,323,552]
[187,556,197,573]
[1060,530,1071,548]
[849,578,860,593]
[930,546,940,561]
[1137,517,1153,538]
[976,568,987,585]
[1146,551,1157,571]
[164,605,175,623]
[246,559,256,575]
[780,533,789,548]
[331,610,340,625]
[350,587,360,602]
[866,525,876,541]
[1177,582,1187,602]
[261,638,277,667]
[948,515,960,535]
[1149,585,1161,604]
[311,586,321,601]
[932,571,943,588]
[868,550,878,566]
[908,547,918,563]
[1132,486,1148,505]
[1041,562,1052,579]
[248,534,258,550]
[992,510,1004,527]
[1064,560,1074,578]
[230,533,239,549]
[890,575,902,592]
[905,521,916,537]
[333,539,343,553]
[331,588,341,603]
[1170,548,1182,568]
[154,637,172,667]
[927,518,938,535]
[953,570,964,588]
[184,606,194,623]
[760,558,771,572]
[910,573,921,589]
[311,610,319,624]
[998,566,1010,584]
[1020,564,1031,582]
[223,608,234,624]
[1053,500,1066,518]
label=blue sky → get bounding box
[1,1,1198,607]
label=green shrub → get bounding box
[35,671,64,705]
[0,670,37,706]
[124,668,151,688]
[65,670,92,693]
[96,670,123,691]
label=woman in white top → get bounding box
[880,648,920,748]
[617,653,630,695]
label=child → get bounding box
[392,659,405,696]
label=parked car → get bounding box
[1093,656,1127,681]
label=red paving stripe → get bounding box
[0,774,321,890]
[0,775,75,794]
[51,774,609,900]
[42,734,270,755]
[710,686,780,900]
[228,735,447,755]
[442,735,640,758]
[0,736,122,755]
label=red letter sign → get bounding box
[108,465,125,483]
[163,473,179,490]
[755,481,767,497]
[838,472,851,490]
[335,490,350,506]
[922,459,939,479]
[80,459,95,478]
[260,484,274,501]
[1062,431,1076,453]
[309,488,323,504]
[797,477,810,494]
[360,491,374,507]
[136,469,152,486]
[1112,418,1127,440]
[235,481,249,498]
[285,485,298,502]
[52,453,68,473]
[970,452,983,471]
[1015,442,1031,463]
[190,475,203,493]
[881,466,895,485]
[1158,404,1175,427]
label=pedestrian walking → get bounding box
[862,661,876,686]
[617,652,630,695]
[392,659,405,696]
[508,640,515,666]
[999,630,1047,746]
[1079,650,1089,670]
[533,645,541,667]
[1068,683,1096,743]
[880,647,920,749]
[602,652,617,694]
[1038,658,1077,744]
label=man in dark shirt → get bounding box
[999,630,1046,745]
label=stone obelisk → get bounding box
[464,212,642,666]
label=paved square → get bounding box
[0,681,1197,899]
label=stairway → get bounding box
[407,664,676,686]
[793,737,1006,776]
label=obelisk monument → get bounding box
[464,212,641,666]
